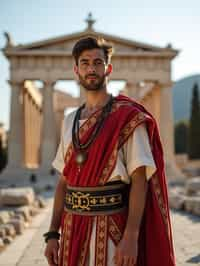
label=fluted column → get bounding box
[159,85,174,162]
[123,82,139,100]
[7,80,24,168]
[40,80,57,170]
[159,85,183,178]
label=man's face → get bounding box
[74,48,112,91]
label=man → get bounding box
[44,37,176,266]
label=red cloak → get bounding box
[59,95,176,266]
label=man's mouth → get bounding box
[86,75,98,80]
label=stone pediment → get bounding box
[3,29,178,57]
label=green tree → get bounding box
[174,120,188,154]
[188,83,200,159]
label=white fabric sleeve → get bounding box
[52,121,65,173]
[123,123,156,181]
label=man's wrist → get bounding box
[123,227,139,239]
[43,231,60,243]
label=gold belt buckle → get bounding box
[71,191,91,211]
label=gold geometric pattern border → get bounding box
[108,216,122,245]
[95,216,108,266]
[118,112,147,148]
[151,174,171,241]
[99,142,118,185]
[63,213,73,266]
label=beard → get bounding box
[78,73,106,91]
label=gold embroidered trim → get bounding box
[118,112,147,148]
[63,213,73,266]
[95,216,108,266]
[99,142,118,185]
[108,216,122,245]
[151,174,170,239]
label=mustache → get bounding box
[85,74,99,78]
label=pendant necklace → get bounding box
[72,95,114,166]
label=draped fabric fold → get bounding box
[58,94,176,266]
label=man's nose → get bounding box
[87,64,96,73]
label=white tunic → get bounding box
[52,111,157,265]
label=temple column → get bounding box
[159,85,174,162]
[7,81,24,168]
[159,84,183,179]
[30,99,34,166]
[122,82,140,100]
[40,80,57,171]
[23,90,28,166]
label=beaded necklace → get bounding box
[72,95,114,165]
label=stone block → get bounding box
[8,218,25,234]
[3,236,13,245]
[193,198,200,216]
[0,187,35,206]
[29,206,40,216]
[186,177,200,196]
[0,211,10,224]
[0,226,6,238]
[169,192,185,210]
[15,206,31,222]
[0,238,5,252]
[36,196,46,208]
[1,224,16,237]
[184,197,197,212]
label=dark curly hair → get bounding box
[72,37,114,65]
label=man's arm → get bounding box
[44,174,66,266]
[48,174,66,231]
[124,166,147,236]
[114,166,147,266]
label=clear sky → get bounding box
[0,0,200,129]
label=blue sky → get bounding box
[0,0,200,129]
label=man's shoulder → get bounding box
[115,95,142,112]
[63,109,77,127]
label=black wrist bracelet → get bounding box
[43,231,60,243]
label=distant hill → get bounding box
[172,74,200,123]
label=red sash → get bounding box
[59,95,176,266]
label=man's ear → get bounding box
[73,64,78,75]
[105,64,113,76]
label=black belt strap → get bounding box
[64,182,129,216]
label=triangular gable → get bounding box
[5,29,178,55]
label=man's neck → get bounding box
[80,87,111,120]
[84,88,110,109]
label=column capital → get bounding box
[7,80,24,88]
[43,79,56,87]
[159,82,173,88]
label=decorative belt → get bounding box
[64,182,129,216]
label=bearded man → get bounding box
[44,37,176,266]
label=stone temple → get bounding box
[1,13,183,183]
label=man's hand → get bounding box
[44,239,59,266]
[113,166,147,265]
[113,231,138,266]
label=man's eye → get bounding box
[95,61,103,66]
